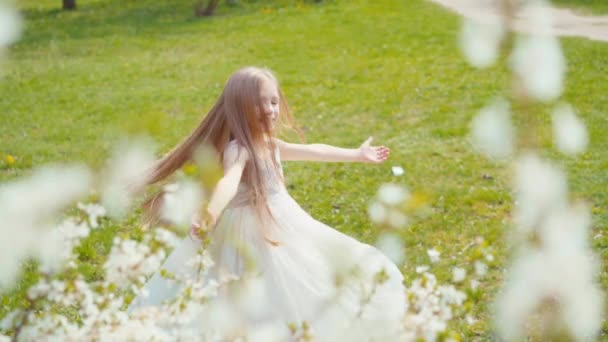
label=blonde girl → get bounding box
[130,66,404,336]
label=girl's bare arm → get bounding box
[204,146,249,225]
[275,137,389,163]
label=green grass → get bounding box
[1,0,608,339]
[552,0,608,14]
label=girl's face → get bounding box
[258,77,280,131]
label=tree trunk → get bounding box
[195,0,221,17]
[63,0,76,10]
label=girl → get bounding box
[129,67,405,337]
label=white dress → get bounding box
[129,141,405,339]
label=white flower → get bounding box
[391,166,404,176]
[460,17,505,68]
[0,3,21,48]
[523,0,555,36]
[77,202,106,228]
[367,201,387,224]
[375,233,405,265]
[552,103,588,156]
[470,279,480,290]
[513,153,568,233]
[161,180,204,229]
[0,164,92,220]
[0,165,91,286]
[387,209,409,229]
[100,138,156,218]
[470,98,514,159]
[415,265,430,274]
[232,276,271,321]
[154,228,181,249]
[103,238,166,289]
[403,272,465,340]
[377,183,409,206]
[438,285,466,306]
[427,248,440,263]
[496,230,604,342]
[36,228,72,274]
[246,321,289,342]
[474,261,487,277]
[34,218,90,273]
[510,33,565,102]
[452,267,466,283]
[494,249,548,341]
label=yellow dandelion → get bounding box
[182,162,199,177]
[403,191,429,213]
[6,154,15,166]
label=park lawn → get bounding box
[552,0,608,14]
[1,0,607,339]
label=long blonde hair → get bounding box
[142,67,301,242]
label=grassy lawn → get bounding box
[552,0,608,14]
[1,0,607,339]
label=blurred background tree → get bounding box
[63,0,76,10]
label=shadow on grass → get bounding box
[17,0,308,45]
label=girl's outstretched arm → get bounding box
[275,137,389,163]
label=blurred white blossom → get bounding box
[104,237,166,289]
[474,261,487,277]
[77,202,106,228]
[470,98,514,159]
[416,265,430,274]
[377,183,409,206]
[509,0,565,102]
[391,166,404,176]
[161,180,204,229]
[452,267,466,283]
[369,183,411,229]
[513,153,568,234]
[510,34,565,102]
[460,17,505,68]
[0,3,21,49]
[404,273,466,340]
[387,209,409,228]
[154,228,181,249]
[552,103,588,156]
[35,215,93,274]
[0,164,91,286]
[427,248,440,263]
[498,163,603,340]
[232,276,272,321]
[101,138,156,218]
[495,157,602,340]
[376,232,405,265]
[367,201,387,224]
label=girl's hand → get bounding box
[189,208,218,241]
[358,136,390,163]
[189,221,203,241]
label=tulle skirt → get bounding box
[129,188,405,339]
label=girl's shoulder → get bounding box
[224,139,247,155]
[223,140,249,165]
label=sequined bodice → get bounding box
[226,144,284,209]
